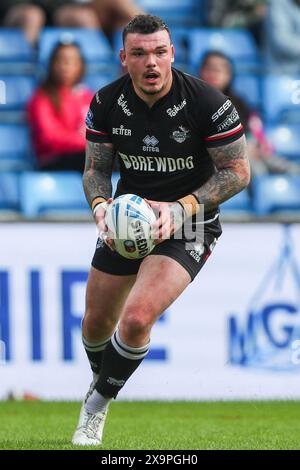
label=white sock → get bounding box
[85,389,112,414]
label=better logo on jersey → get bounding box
[112,125,132,136]
[170,126,191,143]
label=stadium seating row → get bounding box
[1,123,299,175]
[1,26,300,124]
[0,171,118,218]
[0,171,300,218]
[134,0,207,26]
[1,72,300,124]
[0,26,260,74]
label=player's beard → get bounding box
[139,84,164,95]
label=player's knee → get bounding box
[121,308,152,340]
[83,310,115,338]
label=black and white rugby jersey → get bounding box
[86,67,244,213]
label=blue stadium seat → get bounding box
[0,29,35,74]
[84,72,119,93]
[20,172,90,218]
[0,172,20,214]
[0,124,33,171]
[252,175,300,216]
[221,189,253,216]
[187,28,260,74]
[262,75,300,124]
[265,124,300,161]
[134,0,205,26]
[0,76,37,110]
[38,28,112,72]
[233,74,261,110]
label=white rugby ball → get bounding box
[105,194,157,259]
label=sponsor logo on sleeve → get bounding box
[211,99,232,122]
[217,108,239,132]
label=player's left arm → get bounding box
[192,134,250,212]
[149,135,250,242]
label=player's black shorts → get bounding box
[92,216,222,282]
[92,218,222,281]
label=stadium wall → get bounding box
[0,222,300,400]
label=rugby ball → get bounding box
[105,194,157,259]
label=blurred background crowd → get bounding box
[1,0,300,221]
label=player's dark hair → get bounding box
[41,40,86,111]
[122,14,171,46]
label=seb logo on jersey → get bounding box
[211,99,232,122]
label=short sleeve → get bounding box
[85,90,112,144]
[202,87,244,148]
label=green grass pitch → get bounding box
[0,401,300,450]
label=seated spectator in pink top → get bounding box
[28,41,93,173]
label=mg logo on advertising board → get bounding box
[228,226,300,371]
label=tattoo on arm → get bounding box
[193,135,250,212]
[82,141,114,206]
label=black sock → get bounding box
[95,330,150,398]
[82,336,111,375]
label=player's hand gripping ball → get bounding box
[105,194,157,259]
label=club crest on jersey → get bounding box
[142,135,159,152]
[170,126,191,143]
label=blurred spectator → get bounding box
[199,51,300,176]
[264,0,300,74]
[27,41,93,172]
[91,0,143,39]
[0,1,45,46]
[207,0,267,45]
[0,1,100,46]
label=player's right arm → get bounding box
[83,141,115,246]
[83,89,115,245]
[83,141,114,208]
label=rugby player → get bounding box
[72,14,250,446]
